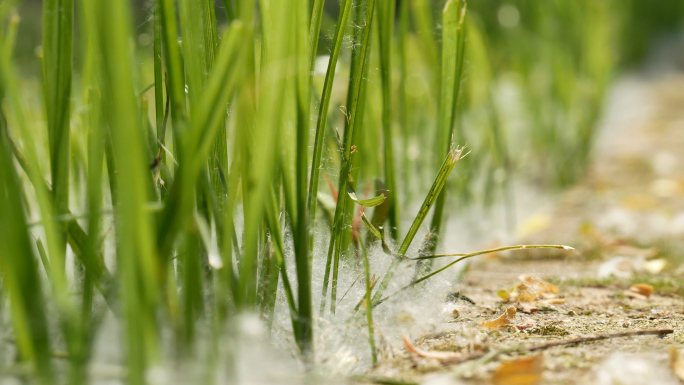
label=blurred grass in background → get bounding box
[0,0,683,383]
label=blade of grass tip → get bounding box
[359,237,377,365]
[0,110,54,384]
[307,0,353,245]
[377,0,399,240]
[322,0,378,316]
[361,213,393,255]
[42,0,73,257]
[294,0,313,357]
[348,184,386,207]
[260,229,281,333]
[369,146,465,305]
[416,0,466,275]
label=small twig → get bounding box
[525,328,674,353]
[404,328,674,366]
[351,375,417,385]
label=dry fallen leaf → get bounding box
[491,354,544,385]
[539,298,566,305]
[498,289,511,302]
[518,303,539,314]
[516,322,535,332]
[505,274,560,303]
[669,347,684,382]
[482,306,517,330]
[625,283,654,299]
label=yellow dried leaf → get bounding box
[497,289,511,302]
[492,355,544,385]
[506,275,560,303]
[627,283,654,298]
[482,306,516,330]
[520,275,560,294]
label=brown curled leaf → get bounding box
[482,306,517,330]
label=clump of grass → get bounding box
[0,0,649,382]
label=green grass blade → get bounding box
[348,185,386,207]
[377,0,399,239]
[416,0,467,273]
[159,0,187,135]
[153,0,165,140]
[0,29,54,375]
[307,0,353,234]
[322,0,377,316]
[42,0,73,226]
[370,146,465,304]
[156,22,245,261]
[0,114,54,384]
[238,0,287,307]
[309,0,326,67]
[294,0,313,357]
[93,0,163,381]
[4,8,82,380]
